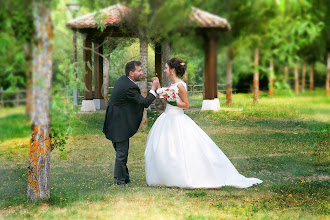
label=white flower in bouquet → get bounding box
[157,87,178,105]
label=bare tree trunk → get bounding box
[28,1,53,200]
[253,48,259,103]
[301,61,306,93]
[309,63,314,91]
[284,65,289,86]
[226,47,233,105]
[24,44,33,118]
[269,59,274,98]
[294,62,299,95]
[139,39,148,131]
[102,57,110,104]
[326,52,330,96]
[183,71,188,83]
[161,41,171,87]
[103,41,110,103]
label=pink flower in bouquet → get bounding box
[157,87,178,103]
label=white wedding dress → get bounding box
[144,81,262,188]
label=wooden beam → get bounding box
[77,27,137,38]
[82,34,93,100]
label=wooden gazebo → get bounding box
[66,4,230,111]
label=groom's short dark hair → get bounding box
[125,61,141,76]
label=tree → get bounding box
[27,0,53,200]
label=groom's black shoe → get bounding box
[117,182,128,188]
[114,178,129,187]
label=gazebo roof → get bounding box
[66,3,231,30]
[190,7,230,29]
[66,4,130,29]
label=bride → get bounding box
[144,57,262,188]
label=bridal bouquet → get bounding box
[157,87,178,106]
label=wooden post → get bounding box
[93,39,104,99]
[326,52,330,96]
[269,59,274,98]
[301,61,306,93]
[204,31,218,100]
[139,39,148,130]
[309,63,314,91]
[155,42,162,86]
[82,34,92,100]
[253,48,259,103]
[294,62,299,95]
[226,47,233,105]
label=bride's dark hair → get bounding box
[166,57,187,77]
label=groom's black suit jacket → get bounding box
[103,75,155,142]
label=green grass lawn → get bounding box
[0,90,329,219]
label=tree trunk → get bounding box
[161,41,171,87]
[103,42,110,104]
[139,39,148,131]
[284,65,289,86]
[326,52,330,96]
[28,1,53,200]
[294,62,299,94]
[72,30,78,106]
[102,57,110,104]
[183,71,188,83]
[309,63,314,91]
[301,61,306,93]
[269,59,274,98]
[253,48,259,103]
[226,47,233,105]
[24,44,33,118]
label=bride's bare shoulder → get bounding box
[177,82,187,93]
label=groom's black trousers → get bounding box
[112,139,130,184]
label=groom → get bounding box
[103,60,159,186]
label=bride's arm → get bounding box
[177,84,189,109]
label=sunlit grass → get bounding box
[0,91,329,219]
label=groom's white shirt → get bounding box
[127,76,157,97]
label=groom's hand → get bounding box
[151,77,159,82]
[151,77,160,91]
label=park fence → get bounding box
[1,84,236,107]
[0,87,26,107]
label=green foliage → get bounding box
[0,1,34,90]
[50,59,86,152]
